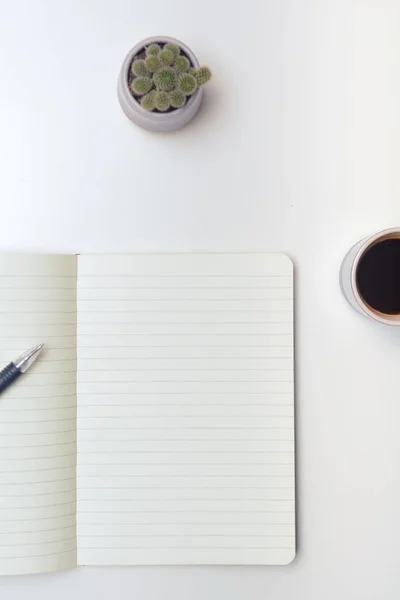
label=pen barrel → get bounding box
[0,363,21,394]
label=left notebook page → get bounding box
[0,254,77,575]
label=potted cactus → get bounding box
[118,36,211,132]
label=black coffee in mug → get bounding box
[356,238,400,314]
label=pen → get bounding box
[0,344,44,394]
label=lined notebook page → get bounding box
[0,254,77,575]
[77,254,295,566]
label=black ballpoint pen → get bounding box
[0,344,44,394]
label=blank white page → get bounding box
[77,254,295,565]
[0,254,77,575]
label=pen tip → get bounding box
[13,343,45,373]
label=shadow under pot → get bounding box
[118,36,208,133]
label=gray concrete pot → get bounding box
[117,36,204,133]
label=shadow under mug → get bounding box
[340,227,400,326]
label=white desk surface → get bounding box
[1,0,400,598]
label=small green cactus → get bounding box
[154,90,171,112]
[146,43,161,56]
[145,55,161,73]
[177,72,197,96]
[195,66,212,86]
[165,43,180,57]
[131,59,149,77]
[153,66,176,91]
[169,89,186,108]
[131,76,153,96]
[140,90,156,111]
[174,56,190,73]
[159,48,175,66]
[129,40,211,112]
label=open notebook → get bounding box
[0,253,295,575]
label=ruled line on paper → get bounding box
[0,500,76,509]
[0,512,76,523]
[0,535,76,547]
[78,274,292,279]
[0,547,77,560]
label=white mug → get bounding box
[340,227,400,326]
